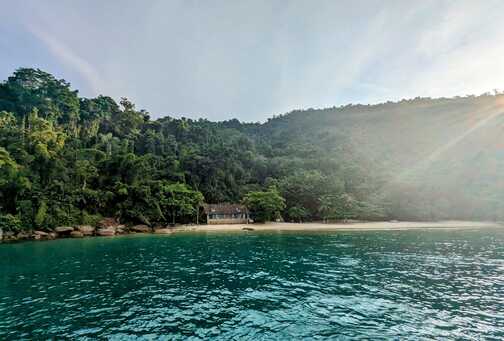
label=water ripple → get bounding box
[1,230,504,339]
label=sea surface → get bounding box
[1,229,503,340]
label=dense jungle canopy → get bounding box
[1,68,504,230]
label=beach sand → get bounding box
[178,220,503,232]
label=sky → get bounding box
[2,0,504,121]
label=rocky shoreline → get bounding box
[0,217,181,243]
[2,220,501,243]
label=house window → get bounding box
[208,210,246,220]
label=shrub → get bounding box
[0,214,22,232]
[242,187,286,223]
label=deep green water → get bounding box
[1,229,504,340]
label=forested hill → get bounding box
[1,68,504,231]
[259,94,504,221]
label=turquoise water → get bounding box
[1,229,504,339]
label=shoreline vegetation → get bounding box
[1,220,502,243]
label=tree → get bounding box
[75,160,98,189]
[278,170,344,220]
[0,213,22,232]
[318,194,359,222]
[0,147,31,214]
[318,195,337,223]
[2,66,499,230]
[242,187,286,223]
[318,193,380,221]
[157,182,204,225]
[287,206,308,223]
[0,68,79,130]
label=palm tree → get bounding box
[318,195,335,223]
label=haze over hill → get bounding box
[1,68,503,233]
[257,94,504,220]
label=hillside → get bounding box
[1,68,503,231]
[258,95,504,220]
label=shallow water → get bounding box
[1,229,504,339]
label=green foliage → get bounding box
[3,67,499,231]
[0,147,31,214]
[34,201,48,227]
[287,206,308,223]
[156,182,203,224]
[16,200,34,229]
[278,170,344,219]
[75,160,97,189]
[0,214,22,232]
[111,180,203,226]
[316,192,388,222]
[0,147,19,180]
[80,211,103,226]
[242,187,286,223]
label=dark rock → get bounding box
[3,231,17,241]
[75,225,94,236]
[97,218,119,229]
[130,224,151,233]
[70,231,84,238]
[55,226,74,234]
[116,225,126,234]
[16,231,31,240]
[96,227,115,236]
[33,231,49,240]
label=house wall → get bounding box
[208,218,248,225]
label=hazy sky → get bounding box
[2,0,504,121]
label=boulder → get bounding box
[33,231,49,240]
[116,225,126,234]
[96,227,115,236]
[70,231,84,238]
[16,231,31,240]
[96,218,119,236]
[55,226,74,234]
[96,218,119,229]
[3,231,17,241]
[75,225,94,236]
[130,224,151,233]
[48,232,57,239]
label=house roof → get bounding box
[203,203,248,214]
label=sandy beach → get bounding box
[179,221,503,232]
